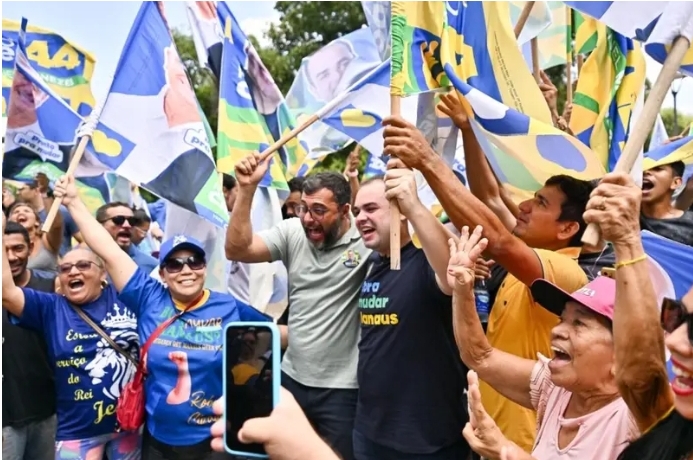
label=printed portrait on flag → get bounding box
[305,38,358,103]
[245,44,283,115]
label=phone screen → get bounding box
[225,325,275,455]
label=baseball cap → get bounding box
[530,276,616,321]
[158,234,206,265]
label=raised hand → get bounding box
[383,116,436,171]
[53,175,80,207]
[384,159,420,216]
[446,225,488,290]
[235,153,270,188]
[437,92,471,131]
[583,172,641,245]
[463,370,511,459]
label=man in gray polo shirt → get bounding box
[225,153,371,460]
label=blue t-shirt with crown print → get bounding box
[118,267,270,446]
[14,286,140,440]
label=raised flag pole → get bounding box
[577,54,584,75]
[513,2,540,82]
[581,35,692,246]
[513,1,535,38]
[565,8,573,104]
[389,95,402,271]
[531,38,541,82]
[258,114,319,162]
[40,135,91,233]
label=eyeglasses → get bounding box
[661,297,693,346]
[58,260,100,275]
[99,215,138,226]
[161,255,206,273]
[294,205,329,221]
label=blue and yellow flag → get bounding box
[573,11,599,55]
[85,2,229,227]
[643,135,693,171]
[570,26,646,172]
[2,19,96,117]
[3,18,110,212]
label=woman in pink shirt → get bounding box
[447,174,673,460]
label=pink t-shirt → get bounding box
[530,355,640,460]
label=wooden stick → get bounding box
[531,38,540,82]
[40,135,91,233]
[577,54,584,76]
[258,113,319,162]
[389,95,401,270]
[565,8,573,104]
[514,1,536,39]
[581,35,691,246]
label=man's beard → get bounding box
[313,215,344,250]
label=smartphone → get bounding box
[223,322,280,458]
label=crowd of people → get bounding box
[3,72,693,460]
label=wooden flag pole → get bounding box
[389,95,402,270]
[514,1,536,38]
[565,8,573,104]
[577,54,584,76]
[531,38,541,82]
[258,113,319,162]
[581,35,692,246]
[40,135,91,233]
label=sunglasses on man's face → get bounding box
[100,215,138,226]
[58,260,100,275]
[661,297,693,346]
[161,255,206,274]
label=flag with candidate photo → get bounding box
[2,18,111,212]
[82,2,228,227]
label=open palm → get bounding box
[446,225,488,288]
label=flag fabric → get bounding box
[363,153,388,178]
[188,1,316,189]
[285,27,382,157]
[650,114,670,151]
[2,18,111,212]
[642,230,693,381]
[2,19,96,117]
[573,11,599,55]
[518,2,570,73]
[565,2,693,77]
[643,135,693,170]
[82,2,228,227]
[362,1,392,61]
[569,25,647,172]
[509,1,552,46]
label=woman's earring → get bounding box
[101,279,109,289]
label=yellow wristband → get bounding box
[614,254,647,269]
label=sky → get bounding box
[2,1,693,124]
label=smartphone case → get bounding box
[223,321,281,458]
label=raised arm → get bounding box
[2,215,26,317]
[225,154,273,264]
[53,175,138,292]
[448,226,536,409]
[344,145,361,208]
[438,94,517,231]
[384,161,455,293]
[584,172,674,433]
[384,116,544,287]
[29,189,63,254]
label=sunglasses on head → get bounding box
[661,297,693,345]
[100,215,138,226]
[161,255,206,273]
[58,260,100,275]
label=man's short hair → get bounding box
[302,172,351,207]
[222,173,237,191]
[359,175,385,188]
[668,161,685,178]
[288,177,306,194]
[95,201,132,223]
[544,175,595,247]
[133,208,151,225]
[4,221,30,245]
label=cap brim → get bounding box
[530,279,579,317]
[161,242,206,263]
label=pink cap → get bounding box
[531,276,616,320]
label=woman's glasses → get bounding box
[161,255,206,273]
[58,260,100,275]
[661,298,693,346]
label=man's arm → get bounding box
[225,155,273,264]
[384,165,456,293]
[2,224,26,317]
[383,116,543,287]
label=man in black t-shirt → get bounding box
[641,160,693,246]
[351,170,470,460]
[3,221,57,460]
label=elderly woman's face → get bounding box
[665,290,693,420]
[548,302,614,390]
[58,249,106,305]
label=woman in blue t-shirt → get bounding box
[1,215,141,459]
[53,174,270,460]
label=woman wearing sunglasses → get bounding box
[1,214,142,458]
[53,174,270,460]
